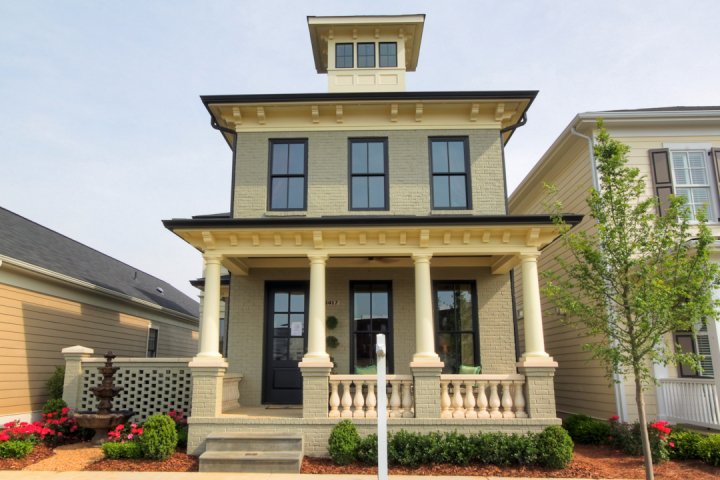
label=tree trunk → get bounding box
[634,370,654,480]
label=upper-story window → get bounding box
[429,137,471,209]
[335,43,353,68]
[350,139,388,210]
[357,43,375,68]
[269,140,307,211]
[671,150,712,221]
[379,42,397,67]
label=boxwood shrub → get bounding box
[697,434,720,467]
[102,441,143,459]
[140,414,178,460]
[327,420,360,465]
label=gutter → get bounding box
[0,255,198,326]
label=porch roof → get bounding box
[163,214,582,276]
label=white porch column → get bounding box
[303,253,330,362]
[197,252,222,359]
[520,253,550,361]
[708,286,720,406]
[411,253,441,364]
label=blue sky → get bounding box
[2,0,719,299]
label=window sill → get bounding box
[264,211,307,217]
[430,209,473,215]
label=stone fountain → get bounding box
[74,351,134,444]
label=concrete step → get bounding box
[204,432,303,452]
[199,451,302,473]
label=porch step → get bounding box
[199,433,303,473]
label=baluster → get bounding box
[328,380,341,418]
[440,380,452,418]
[452,380,466,418]
[341,380,353,418]
[513,380,527,418]
[365,381,377,418]
[389,379,402,418]
[353,380,366,418]
[501,381,514,418]
[401,380,414,418]
[464,381,477,418]
[489,381,502,418]
[477,381,490,418]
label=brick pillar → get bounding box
[517,360,559,419]
[61,345,94,410]
[299,362,332,418]
[410,363,443,418]
[188,359,228,417]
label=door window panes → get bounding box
[351,282,392,373]
[434,281,478,373]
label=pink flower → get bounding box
[127,434,133,440]
[131,423,137,428]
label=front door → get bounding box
[263,282,308,404]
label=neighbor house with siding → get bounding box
[509,107,720,429]
[158,15,581,471]
[0,206,199,422]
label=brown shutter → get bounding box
[649,149,673,216]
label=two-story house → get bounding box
[163,15,581,469]
[510,107,720,430]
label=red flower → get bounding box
[609,415,619,422]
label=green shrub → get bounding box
[42,398,67,416]
[327,420,359,465]
[536,425,574,469]
[469,432,514,466]
[697,434,720,467]
[562,414,611,445]
[668,429,704,460]
[0,440,34,459]
[356,433,378,465]
[388,430,439,467]
[176,425,188,449]
[609,420,642,456]
[46,367,65,400]
[140,414,178,460]
[102,441,143,459]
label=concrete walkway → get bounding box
[0,473,599,480]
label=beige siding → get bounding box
[233,129,506,218]
[227,266,515,407]
[511,136,619,419]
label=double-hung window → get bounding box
[430,137,471,209]
[147,328,158,358]
[357,42,375,68]
[269,140,307,211]
[675,325,714,378]
[350,139,388,210]
[434,281,479,374]
[671,150,713,221]
[335,43,353,68]
[351,282,393,373]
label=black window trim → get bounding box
[335,42,354,69]
[432,280,480,373]
[349,280,394,374]
[267,138,308,211]
[357,42,376,68]
[379,42,398,68]
[348,137,389,211]
[428,136,472,210]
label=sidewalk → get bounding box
[0,473,600,480]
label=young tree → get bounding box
[544,122,719,480]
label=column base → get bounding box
[517,360,558,419]
[300,363,332,419]
[517,356,557,368]
[189,357,228,369]
[411,352,442,365]
[410,362,444,418]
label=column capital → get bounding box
[307,253,329,264]
[411,253,433,263]
[519,252,541,262]
[203,252,223,264]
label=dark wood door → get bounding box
[263,282,308,404]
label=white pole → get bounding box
[376,333,388,480]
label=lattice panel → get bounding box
[79,365,192,422]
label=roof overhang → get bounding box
[307,15,425,73]
[201,90,537,147]
[163,214,581,276]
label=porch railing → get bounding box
[440,374,527,419]
[329,375,414,418]
[222,374,243,412]
[659,378,720,429]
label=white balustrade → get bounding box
[659,378,720,429]
[439,374,526,419]
[329,375,414,418]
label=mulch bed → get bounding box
[0,444,55,470]
[85,451,198,472]
[301,444,720,479]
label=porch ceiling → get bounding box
[163,216,581,276]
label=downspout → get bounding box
[500,112,528,362]
[210,117,239,217]
[569,124,628,423]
